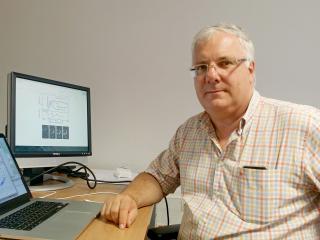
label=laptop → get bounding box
[0,133,102,240]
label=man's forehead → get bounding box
[193,32,244,62]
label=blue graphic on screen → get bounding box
[0,139,27,204]
[0,177,5,185]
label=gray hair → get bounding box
[192,23,255,64]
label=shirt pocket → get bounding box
[221,160,293,224]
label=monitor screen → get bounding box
[7,72,92,162]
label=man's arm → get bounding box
[101,172,163,229]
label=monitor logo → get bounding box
[52,153,61,156]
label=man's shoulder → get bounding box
[176,112,206,133]
[185,111,205,121]
[260,96,320,125]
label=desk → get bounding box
[32,179,153,240]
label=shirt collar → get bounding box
[240,89,261,135]
[198,112,215,137]
[242,89,260,123]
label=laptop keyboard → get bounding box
[0,201,68,231]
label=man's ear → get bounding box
[248,61,255,74]
[248,61,255,84]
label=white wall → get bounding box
[1,0,319,173]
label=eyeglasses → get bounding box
[190,57,249,78]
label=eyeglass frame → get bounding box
[190,57,249,77]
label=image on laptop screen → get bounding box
[0,138,27,204]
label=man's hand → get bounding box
[101,194,138,229]
[100,173,164,229]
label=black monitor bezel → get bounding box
[8,72,92,158]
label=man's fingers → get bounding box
[118,198,130,229]
[101,199,114,222]
[105,200,112,221]
[100,202,107,219]
[101,194,138,229]
[126,207,138,227]
[110,198,121,224]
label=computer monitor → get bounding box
[7,72,92,191]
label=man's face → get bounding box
[192,31,255,117]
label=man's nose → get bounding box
[205,65,220,82]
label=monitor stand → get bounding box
[29,174,74,192]
[23,168,74,192]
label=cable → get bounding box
[164,196,170,226]
[84,199,104,203]
[28,161,97,189]
[38,191,57,198]
[28,161,133,189]
[56,191,117,200]
[66,165,132,184]
[86,179,132,184]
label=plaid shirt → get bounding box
[146,90,320,239]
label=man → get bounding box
[101,24,320,239]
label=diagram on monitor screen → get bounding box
[39,95,70,140]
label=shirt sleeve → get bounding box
[145,126,182,196]
[303,107,320,189]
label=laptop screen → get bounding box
[0,138,28,204]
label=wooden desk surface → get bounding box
[32,179,153,240]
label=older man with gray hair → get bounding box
[101,23,320,239]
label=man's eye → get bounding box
[196,65,207,71]
[217,60,233,68]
